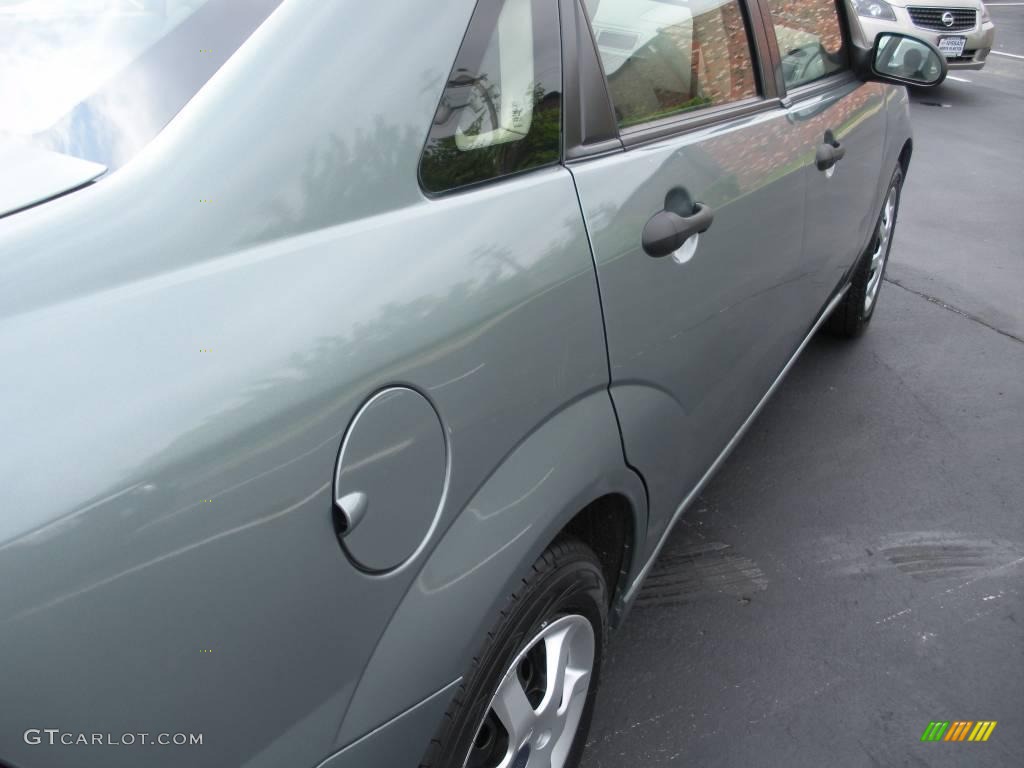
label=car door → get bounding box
[764,0,888,309]
[564,0,817,549]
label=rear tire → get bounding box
[420,538,607,768]
[827,165,903,338]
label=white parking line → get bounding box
[985,3,1024,5]
[947,75,971,82]
[991,50,1024,59]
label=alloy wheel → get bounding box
[864,184,898,314]
[464,615,595,768]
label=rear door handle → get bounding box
[642,188,714,258]
[816,129,845,171]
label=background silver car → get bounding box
[847,0,996,69]
[0,1,945,766]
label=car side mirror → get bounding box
[864,32,947,87]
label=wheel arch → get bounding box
[561,492,637,628]
[332,390,647,752]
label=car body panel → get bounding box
[568,106,814,551]
[883,82,914,179]
[334,390,646,748]
[0,143,106,218]
[791,78,888,307]
[0,0,918,765]
[0,1,632,766]
[315,680,461,768]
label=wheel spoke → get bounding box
[540,625,574,716]
[543,670,588,768]
[870,245,884,271]
[559,667,591,716]
[491,670,535,745]
[882,194,896,238]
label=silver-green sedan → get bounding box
[0,1,945,767]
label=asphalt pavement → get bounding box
[581,8,1024,767]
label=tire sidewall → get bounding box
[424,541,607,768]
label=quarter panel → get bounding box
[334,391,647,748]
[0,3,611,767]
[0,172,607,768]
[316,681,462,768]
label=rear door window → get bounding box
[419,0,562,194]
[582,0,759,129]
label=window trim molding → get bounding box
[560,0,623,160]
[782,68,859,106]
[743,0,781,101]
[617,96,777,149]
[747,0,787,97]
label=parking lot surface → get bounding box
[581,8,1024,766]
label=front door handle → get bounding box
[642,188,715,258]
[816,129,846,171]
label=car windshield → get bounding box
[0,0,283,170]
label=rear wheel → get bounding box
[827,165,903,338]
[421,538,607,768]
